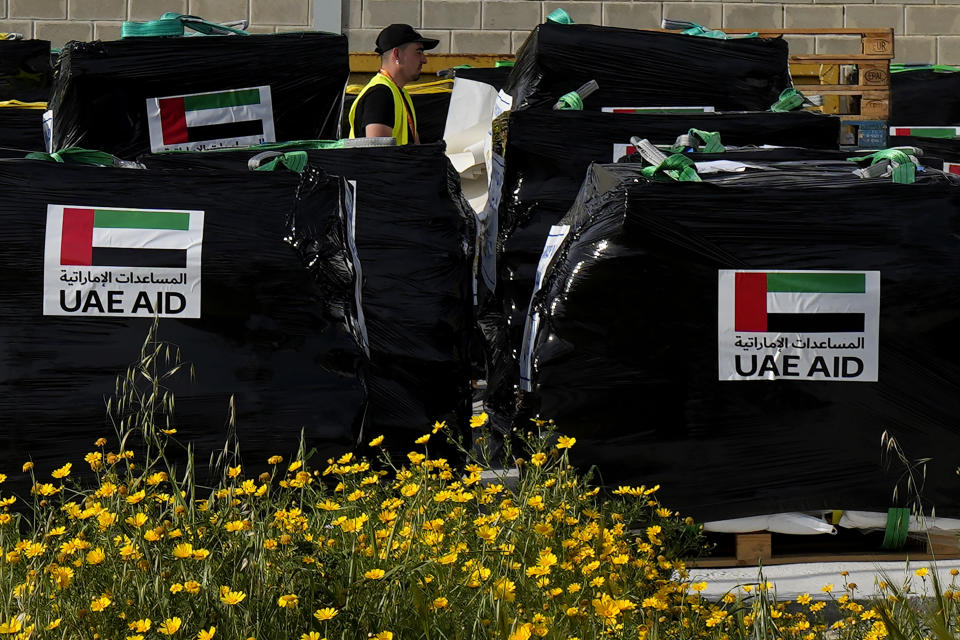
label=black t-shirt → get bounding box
[353,84,416,139]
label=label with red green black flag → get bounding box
[146,85,276,152]
[43,205,204,318]
[717,270,880,381]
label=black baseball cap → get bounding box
[374,24,439,54]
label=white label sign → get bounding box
[44,204,204,318]
[718,270,880,382]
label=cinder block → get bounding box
[422,0,481,29]
[602,2,661,29]
[905,6,960,35]
[815,34,861,54]
[70,0,125,20]
[875,0,926,6]
[251,0,308,26]
[778,0,813,7]
[893,35,934,63]
[0,19,33,36]
[450,28,511,53]
[782,34,815,54]
[245,25,277,33]
[481,1,539,30]
[11,0,66,19]
[345,27,380,51]
[783,5,841,28]
[128,0,187,21]
[35,19,93,46]
[188,0,248,23]
[844,6,903,32]
[420,28,451,53]
[511,29,528,52]
[346,0,361,28]
[363,0,420,28]
[722,4,783,29]
[662,2,722,29]
[275,26,312,33]
[543,2,602,25]
[0,1,6,19]
[93,19,123,40]
[938,35,960,65]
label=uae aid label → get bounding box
[43,205,204,318]
[146,85,276,152]
[718,270,880,381]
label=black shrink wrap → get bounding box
[49,33,348,158]
[890,69,960,126]
[0,108,45,155]
[889,135,960,164]
[0,39,52,102]
[0,161,366,496]
[524,163,960,520]
[139,143,477,447]
[506,23,793,112]
[485,109,841,418]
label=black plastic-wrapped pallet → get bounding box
[0,39,52,102]
[0,107,45,156]
[138,143,477,445]
[890,68,960,126]
[888,135,960,164]
[49,33,348,158]
[0,159,366,497]
[507,23,793,112]
[522,162,960,520]
[484,109,842,419]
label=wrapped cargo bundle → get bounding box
[0,39,52,102]
[887,135,960,165]
[0,106,45,156]
[139,143,477,443]
[890,67,960,126]
[507,22,793,112]
[0,159,366,494]
[49,33,348,158]
[484,109,841,418]
[521,161,960,520]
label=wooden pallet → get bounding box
[688,529,960,568]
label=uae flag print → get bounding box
[734,271,866,332]
[146,86,276,153]
[60,208,194,268]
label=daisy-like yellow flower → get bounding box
[432,597,448,609]
[219,586,246,605]
[86,547,106,565]
[125,489,146,504]
[915,567,929,577]
[277,594,299,608]
[227,466,242,478]
[161,428,177,435]
[173,543,193,559]
[372,632,393,640]
[314,608,338,622]
[822,583,834,593]
[530,453,547,467]
[368,435,384,447]
[300,633,322,640]
[415,434,430,445]
[690,582,708,592]
[126,512,148,528]
[797,593,812,605]
[268,455,283,465]
[90,595,111,612]
[21,462,33,472]
[157,617,182,635]
[197,627,216,640]
[51,463,71,479]
[0,617,21,634]
[128,619,151,633]
[364,568,386,580]
[44,619,61,631]
[556,436,576,449]
[469,413,488,428]
[431,420,446,433]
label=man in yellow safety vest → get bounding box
[348,24,439,145]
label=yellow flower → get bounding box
[432,597,448,609]
[86,547,105,565]
[300,634,322,640]
[372,632,393,640]
[822,583,834,593]
[157,617,182,635]
[407,452,425,465]
[691,582,708,592]
[91,595,111,612]
[172,543,194,559]
[126,489,146,504]
[268,455,283,465]
[493,577,516,602]
[125,512,148,528]
[22,462,33,472]
[470,413,488,428]
[0,618,22,634]
[797,593,812,605]
[313,608,338,622]
[364,568,385,580]
[530,453,547,467]
[415,434,430,445]
[128,619,151,633]
[44,619,61,631]
[915,567,929,577]
[192,548,210,560]
[161,428,177,435]
[219,586,246,605]
[85,452,103,470]
[50,566,73,589]
[197,627,216,640]
[51,463,72,478]
[368,435,384,447]
[227,466,242,478]
[183,580,201,594]
[277,594,299,608]
[170,583,184,594]
[288,460,303,472]
[400,484,419,497]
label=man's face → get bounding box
[396,42,427,82]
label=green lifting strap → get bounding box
[881,508,911,550]
[554,91,583,111]
[848,148,917,184]
[252,151,309,173]
[122,12,248,38]
[890,64,960,74]
[641,153,702,182]
[770,88,806,112]
[546,8,573,24]
[681,23,758,39]
[24,147,123,166]
[673,128,724,153]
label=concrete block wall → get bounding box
[0,0,956,64]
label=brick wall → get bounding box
[0,0,957,64]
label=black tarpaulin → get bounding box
[49,33,348,158]
[888,135,960,164]
[0,40,52,102]
[0,107,44,155]
[484,109,841,418]
[0,160,365,493]
[522,162,960,520]
[890,68,960,125]
[506,23,793,112]
[138,143,476,443]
